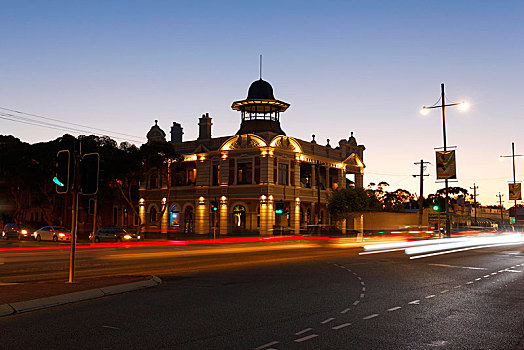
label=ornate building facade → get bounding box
[139,78,365,236]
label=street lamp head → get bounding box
[420,106,430,115]
[458,101,469,111]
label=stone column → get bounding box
[195,199,210,235]
[219,197,228,236]
[259,197,273,236]
[291,198,300,235]
[355,173,364,188]
[161,204,168,234]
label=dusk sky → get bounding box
[1,1,523,206]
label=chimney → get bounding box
[170,122,183,143]
[198,113,212,140]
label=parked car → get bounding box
[2,223,35,240]
[33,226,71,242]
[89,227,141,243]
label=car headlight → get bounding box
[137,235,141,240]
[21,230,28,235]
[123,235,132,240]
[59,233,65,237]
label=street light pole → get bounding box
[421,83,468,237]
[500,142,523,213]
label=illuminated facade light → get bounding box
[139,198,145,206]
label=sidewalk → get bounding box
[0,275,161,317]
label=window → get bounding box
[187,168,196,185]
[149,207,157,223]
[237,162,252,184]
[170,205,180,227]
[113,207,118,226]
[123,208,128,226]
[149,174,158,189]
[212,164,220,186]
[278,163,288,185]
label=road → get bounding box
[0,236,523,349]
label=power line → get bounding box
[0,106,146,141]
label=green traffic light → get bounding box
[432,205,439,211]
[53,176,65,187]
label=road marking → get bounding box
[294,334,318,342]
[498,270,505,272]
[454,285,462,288]
[255,341,279,349]
[408,300,420,305]
[360,281,365,286]
[425,295,436,299]
[332,323,351,330]
[362,287,366,292]
[440,290,449,294]
[466,281,474,284]
[295,328,312,336]
[475,278,482,281]
[340,308,350,314]
[101,325,120,330]
[505,269,521,273]
[360,293,365,298]
[357,276,362,280]
[363,314,379,320]
[387,306,401,312]
[483,275,490,278]
[428,263,486,270]
[491,272,497,275]
[353,300,360,306]
[321,318,335,324]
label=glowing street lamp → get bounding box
[421,83,468,237]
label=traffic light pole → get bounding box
[69,143,80,283]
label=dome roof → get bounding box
[247,79,275,100]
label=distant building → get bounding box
[139,78,365,235]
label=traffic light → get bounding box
[54,150,70,194]
[210,200,218,212]
[432,197,446,212]
[275,200,284,214]
[80,153,100,195]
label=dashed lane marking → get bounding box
[353,300,360,306]
[466,281,474,284]
[505,269,521,273]
[454,285,462,288]
[360,281,365,286]
[295,328,312,336]
[101,325,120,330]
[321,318,335,324]
[387,306,401,312]
[363,314,379,320]
[440,290,449,293]
[332,323,352,330]
[491,272,497,275]
[428,263,486,270]
[360,293,365,298]
[408,300,420,305]
[425,295,436,299]
[340,308,350,314]
[294,334,318,342]
[362,287,366,292]
[483,275,490,278]
[475,278,482,281]
[255,341,279,350]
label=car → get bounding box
[2,223,35,240]
[33,226,72,242]
[89,227,141,243]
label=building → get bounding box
[139,78,365,236]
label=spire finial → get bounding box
[155,119,158,126]
[259,54,262,80]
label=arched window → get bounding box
[170,204,180,227]
[149,207,157,223]
[184,206,194,233]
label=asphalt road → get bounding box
[0,238,523,349]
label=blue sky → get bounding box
[1,0,523,205]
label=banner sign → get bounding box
[436,150,456,180]
[509,183,522,200]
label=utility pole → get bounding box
[500,142,523,210]
[470,183,478,226]
[497,192,504,229]
[316,160,321,235]
[413,160,430,227]
[69,141,81,283]
[91,195,97,242]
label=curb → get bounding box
[0,275,162,317]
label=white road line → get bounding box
[483,275,490,278]
[362,287,366,292]
[454,285,462,288]
[425,295,436,299]
[440,290,449,293]
[295,328,313,336]
[387,306,402,312]
[491,272,497,275]
[475,278,481,281]
[332,323,351,330]
[357,276,362,280]
[255,341,279,350]
[363,314,379,320]
[294,334,318,342]
[360,293,365,298]
[505,269,521,273]
[321,318,335,324]
[428,263,486,270]
[353,300,360,306]
[498,270,505,272]
[101,325,120,330]
[360,281,365,286]
[340,308,350,314]
[466,281,474,284]
[408,300,420,305]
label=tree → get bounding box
[328,187,378,219]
